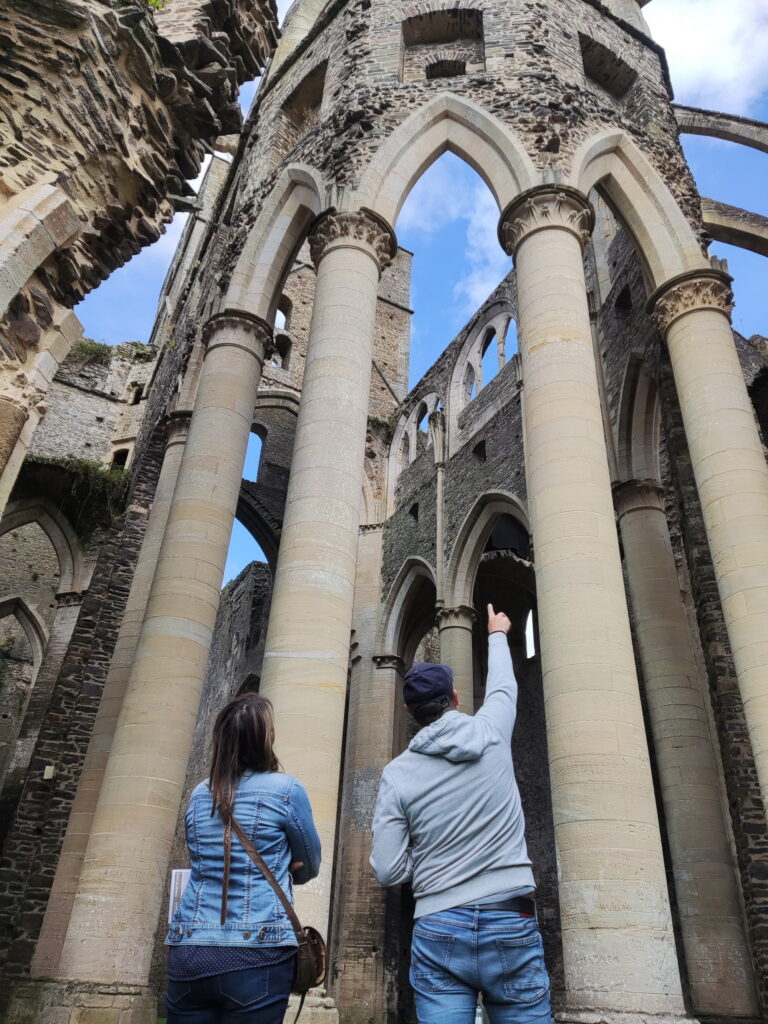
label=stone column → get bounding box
[333,617,405,1017]
[437,606,476,713]
[258,209,396,937]
[39,312,269,1011]
[614,479,758,1016]
[499,186,684,1016]
[429,410,446,606]
[649,269,768,814]
[31,410,192,978]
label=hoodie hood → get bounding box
[408,710,487,763]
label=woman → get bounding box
[166,693,321,1023]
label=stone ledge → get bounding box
[4,978,157,1024]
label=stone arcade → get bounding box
[2,0,768,1021]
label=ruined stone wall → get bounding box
[0,0,278,310]
[214,0,703,302]
[30,342,157,465]
[0,429,166,992]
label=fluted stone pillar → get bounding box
[8,312,271,1021]
[437,606,476,713]
[614,479,757,1016]
[258,209,397,938]
[31,410,192,978]
[649,270,768,815]
[499,186,684,1016]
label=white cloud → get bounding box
[645,0,768,115]
[277,0,293,22]
[453,185,511,313]
[397,159,466,234]
[398,159,511,314]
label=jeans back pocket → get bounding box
[495,934,549,1004]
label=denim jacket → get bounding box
[166,771,321,948]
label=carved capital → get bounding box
[309,208,398,273]
[373,653,406,675]
[0,369,45,414]
[437,605,478,631]
[648,269,734,336]
[202,310,273,361]
[498,186,595,259]
[613,478,665,520]
[165,409,192,449]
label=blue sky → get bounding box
[73,1,768,583]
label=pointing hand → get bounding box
[487,604,511,636]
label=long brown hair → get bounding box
[209,693,279,824]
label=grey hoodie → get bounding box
[370,632,534,918]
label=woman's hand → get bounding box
[290,860,304,878]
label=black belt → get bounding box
[470,896,536,915]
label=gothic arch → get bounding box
[447,491,530,608]
[226,164,327,320]
[0,498,87,593]
[569,130,709,288]
[379,557,437,657]
[353,93,537,226]
[616,355,662,483]
[0,594,48,669]
[448,298,514,452]
[387,392,442,511]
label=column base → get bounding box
[289,991,340,1024]
[4,978,158,1024]
[556,1012,694,1024]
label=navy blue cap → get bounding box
[403,662,454,708]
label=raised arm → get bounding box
[370,771,413,887]
[476,603,518,744]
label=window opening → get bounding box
[278,63,327,154]
[579,34,638,99]
[426,60,466,80]
[525,610,536,658]
[401,9,485,83]
[409,503,419,523]
[417,404,429,437]
[243,431,264,482]
[223,519,268,586]
[472,440,487,463]
[277,295,293,331]
[481,329,500,389]
[615,284,633,316]
[464,363,477,402]
[484,515,531,560]
[131,386,143,405]
[505,319,519,356]
[112,449,129,470]
[270,333,291,370]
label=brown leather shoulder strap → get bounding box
[230,816,304,940]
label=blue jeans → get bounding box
[165,958,295,1022]
[410,908,552,1024]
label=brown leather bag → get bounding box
[220,815,326,1015]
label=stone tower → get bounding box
[2,1,768,1022]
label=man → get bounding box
[370,604,551,1024]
